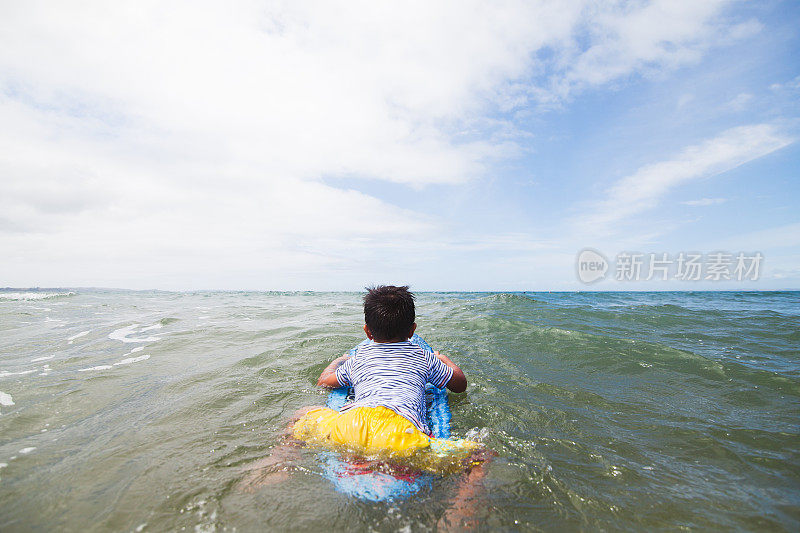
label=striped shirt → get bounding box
[335,340,454,434]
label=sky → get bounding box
[1,0,798,291]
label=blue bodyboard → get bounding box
[322,334,451,501]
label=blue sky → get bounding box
[0,0,798,290]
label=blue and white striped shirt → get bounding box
[335,340,454,434]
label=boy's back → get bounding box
[336,339,453,434]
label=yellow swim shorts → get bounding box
[292,406,432,456]
[293,406,483,473]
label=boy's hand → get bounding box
[316,354,350,388]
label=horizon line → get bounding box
[2,286,798,294]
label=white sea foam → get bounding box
[108,324,161,343]
[0,463,7,468]
[139,323,163,332]
[0,392,14,406]
[78,365,113,372]
[19,447,36,454]
[109,324,139,340]
[114,354,150,366]
[31,355,55,362]
[67,330,91,342]
[130,346,144,353]
[0,369,37,377]
[0,291,75,301]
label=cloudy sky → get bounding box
[1,0,798,290]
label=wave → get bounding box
[484,292,545,303]
[0,290,76,301]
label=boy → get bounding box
[239,286,490,526]
[292,285,468,455]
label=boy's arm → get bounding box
[316,354,350,387]
[434,351,467,393]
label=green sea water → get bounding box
[0,290,798,531]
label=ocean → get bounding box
[0,289,797,531]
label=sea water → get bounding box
[0,289,797,531]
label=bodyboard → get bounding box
[322,334,451,501]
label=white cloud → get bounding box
[681,198,727,207]
[725,92,753,111]
[578,124,793,233]
[528,0,759,104]
[0,0,761,288]
[568,1,728,83]
[769,75,800,92]
[0,0,602,188]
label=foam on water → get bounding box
[67,330,91,342]
[78,365,113,372]
[108,324,161,343]
[0,369,37,378]
[0,291,75,301]
[114,354,150,366]
[0,392,14,406]
[77,350,150,372]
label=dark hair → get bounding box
[363,285,415,342]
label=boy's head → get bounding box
[363,285,416,343]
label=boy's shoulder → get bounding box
[357,340,428,357]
